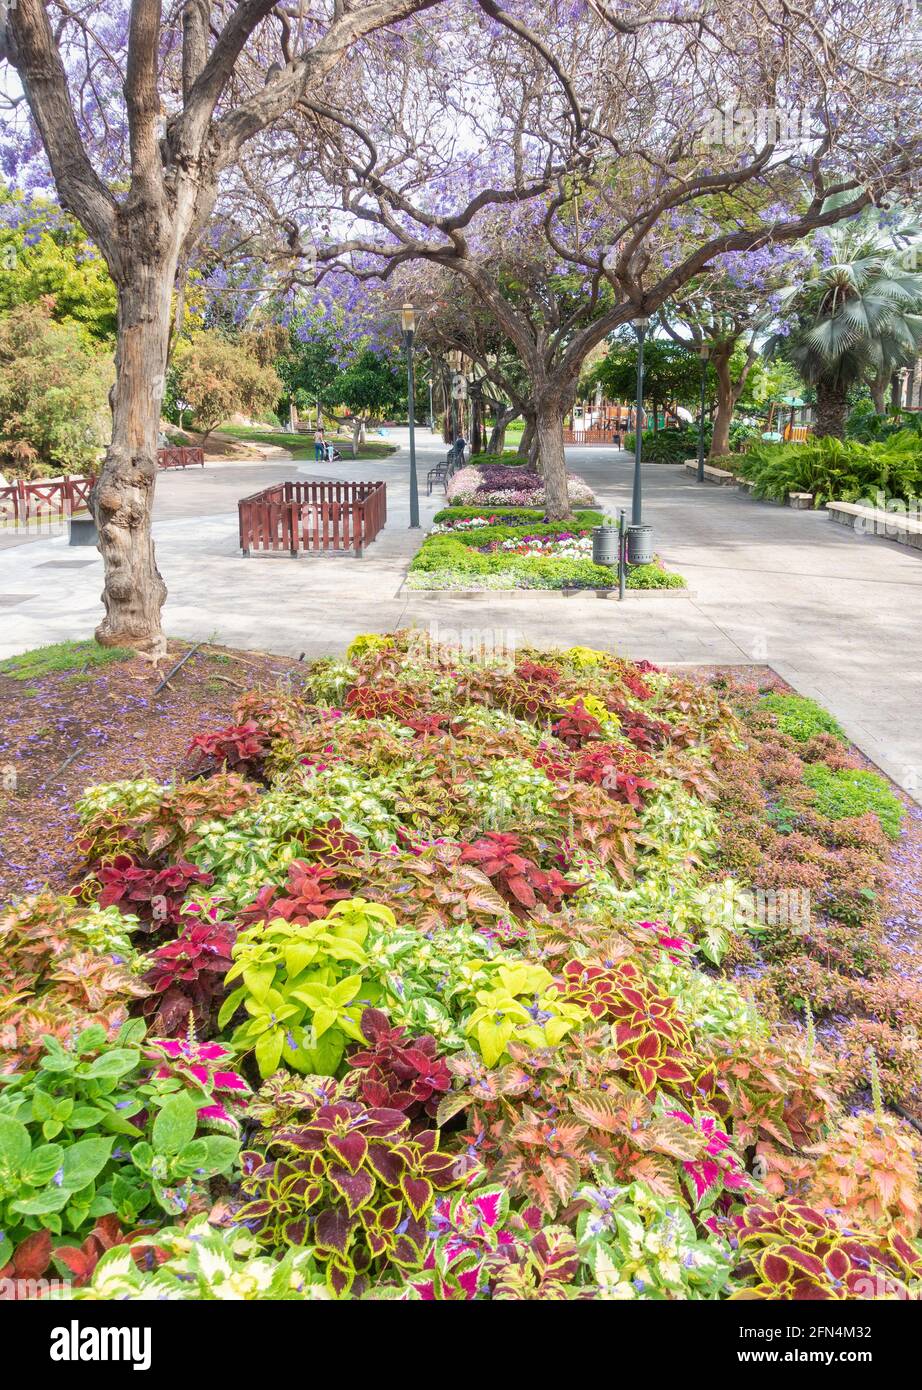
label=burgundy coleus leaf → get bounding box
[327,1165,376,1215]
[365,1143,406,1186]
[401,1175,433,1220]
[314,1207,356,1256]
[326,1132,368,1173]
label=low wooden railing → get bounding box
[157,446,204,469]
[0,474,97,525]
[238,479,387,557]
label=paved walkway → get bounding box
[1,430,920,796]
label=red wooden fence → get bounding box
[238,480,387,557]
[1,450,203,524]
[0,475,97,525]
[157,446,204,469]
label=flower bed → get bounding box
[410,507,684,590]
[1,637,919,1301]
[446,464,597,509]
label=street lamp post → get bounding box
[631,316,649,526]
[697,342,710,483]
[402,303,420,529]
[428,377,434,431]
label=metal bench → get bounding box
[427,438,467,495]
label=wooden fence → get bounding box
[238,480,387,557]
[0,474,97,525]
[157,446,204,469]
[0,446,205,525]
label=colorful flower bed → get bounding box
[446,465,597,509]
[409,506,684,591]
[1,637,919,1301]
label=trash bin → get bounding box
[591,525,620,567]
[69,515,98,547]
[626,523,654,565]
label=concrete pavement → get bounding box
[1,429,920,796]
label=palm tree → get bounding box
[767,211,922,438]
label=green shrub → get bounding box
[467,451,522,466]
[407,536,684,590]
[738,432,922,506]
[760,693,847,744]
[432,506,603,526]
[802,764,903,840]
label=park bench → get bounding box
[427,438,467,495]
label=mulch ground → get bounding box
[0,642,305,905]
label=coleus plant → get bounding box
[0,1213,153,1298]
[237,859,350,928]
[140,919,236,1035]
[238,1100,468,1295]
[91,855,213,931]
[462,961,589,1067]
[730,1201,922,1300]
[188,720,270,774]
[551,699,604,749]
[219,899,395,1077]
[459,832,583,912]
[410,1185,520,1300]
[576,1178,734,1300]
[146,1037,251,1139]
[557,959,702,1098]
[344,1008,451,1122]
[69,1212,326,1301]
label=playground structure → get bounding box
[564,398,682,446]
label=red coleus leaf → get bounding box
[326,1132,368,1173]
[401,1176,434,1220]
[314,1208,356,1256]
[328,1165,376,1215]
[365,1143,406,1186]
[6,1229,51,1280]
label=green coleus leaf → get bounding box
[255,1028,286,1078]
[83,1048,140,1080]
[217,984,247,1029]
[242,963,277,1002]
[12,1187,72,1216]
[60,1136,115,1190]
[152,1094,198,1155]
[0,1114,32,1168]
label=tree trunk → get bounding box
[518,410,536,463]
[91,265,172,656]
[814,378,849,439]
[710,351,734,459]
[870,374,888,414]
[487,404,518,454]
[535,404,571,520]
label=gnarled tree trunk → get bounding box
[92,252,173,656]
